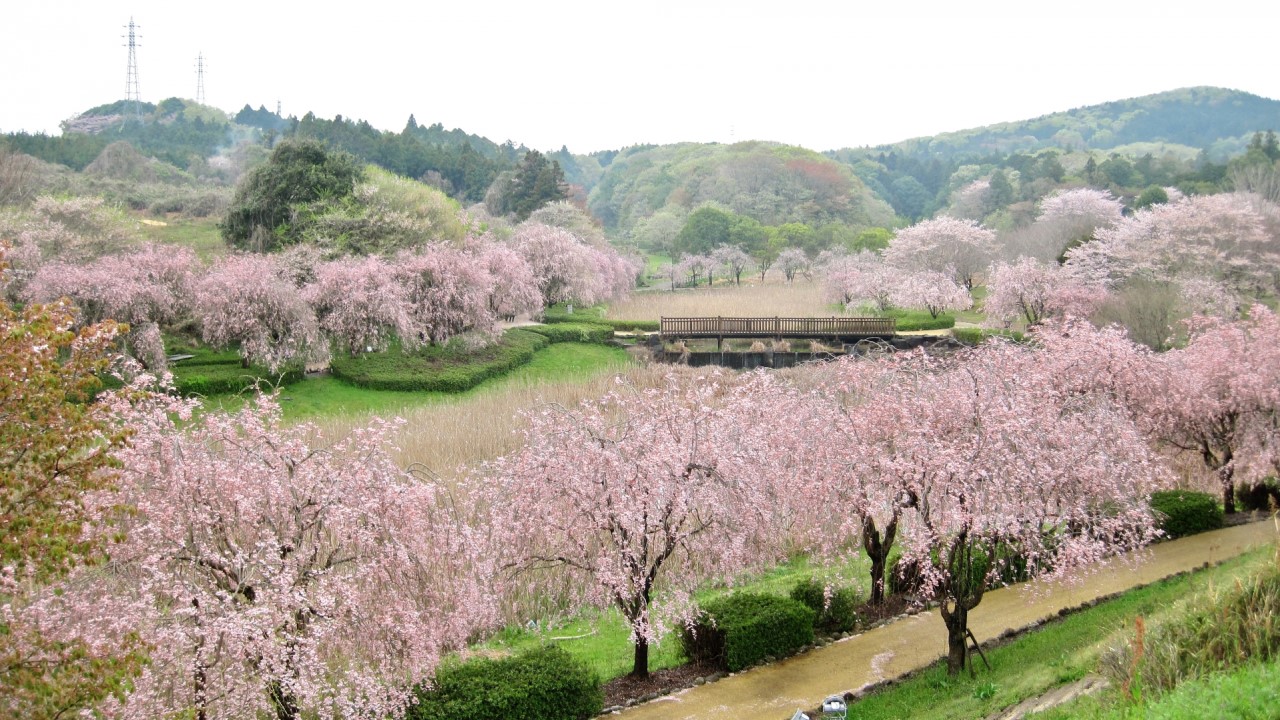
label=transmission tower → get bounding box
[195,52,206,104]
[122,17,142,119]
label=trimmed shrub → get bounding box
[171,362,304,396]
[681,592,815,672]
[1237,478,1280,512]
[330,329,549,393]
[790,578,860,633]
[522,322,615,344]
[542,304,660,331]
[407,645,602,720]
[1150,490,1224,539]
[167,344,304,396]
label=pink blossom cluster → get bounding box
[38,389,500,720]
[16,225,637,370]
[983,256,1108,327]
[822,252,970,317]
[27,305,1280,708]
[1065,193,1276,296]
[884,216,998,289]
[513,222,640,308]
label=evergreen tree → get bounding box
[508,150,567,221]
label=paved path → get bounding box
[615,519,1278,720]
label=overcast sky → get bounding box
[4,1,1278,154]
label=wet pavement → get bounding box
[613,519,1278,720]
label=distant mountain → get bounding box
[588,141,895,237]
[843,87,1280,161]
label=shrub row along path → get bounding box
[616,518,1278,720]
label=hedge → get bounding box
[166,344,304,396]
[330,329,550,393]
[407,646,602,720]
[522,322,615,344]
[790,578,860,633]
[1150,490,1224,539]
[681,592,815,672]
[171,362,304,396]
[542,304,660,331]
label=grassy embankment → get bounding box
[831,543,1278,720]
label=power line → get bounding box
[122,17,142,120]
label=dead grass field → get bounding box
[308,364,709,477]
[604,279,847,321]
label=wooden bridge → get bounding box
[660,316,896,345]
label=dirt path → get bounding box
[614,519,1277,720]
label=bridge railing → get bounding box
[660,316,896,339]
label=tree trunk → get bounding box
[631,637,650,679]
[943,605,969,676]
[193,655,207,720]
[269,681,299,720]
[1221,465,1236,515]
[862,515,898,606]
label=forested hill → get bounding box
[833,87,1280,161]
[587,141,895,240]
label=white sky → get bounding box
[4,1,1279,154]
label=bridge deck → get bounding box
[660,316,895,340]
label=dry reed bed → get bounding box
[605,280,845,321]
[307,364,708,477]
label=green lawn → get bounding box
[136,215,226,260]
[197,342,632,420]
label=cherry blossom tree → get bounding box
[676,253,711,287]
[473,238,542,321]
[795,357,933,605]
[79,390,498,720]
[1000,187,1124,262]
[23,244,198,370]
[884,216,997,289]
[892,270,973,319]
[711,245,753,285]
[195,254,326,372]
[1066,193,1276,295]
[303,255,416,356]
[394,245,497,345]
[947,179,991,221]
[822,251,899,311]
[479,371,789,679]
[509,221,614,304]
[890,343,1162,674]
[983,257,1107,327]
[1140,305,1280,513]
[778,247,809,283]
[1036,188,1124,240]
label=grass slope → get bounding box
[841,548,1269,720]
